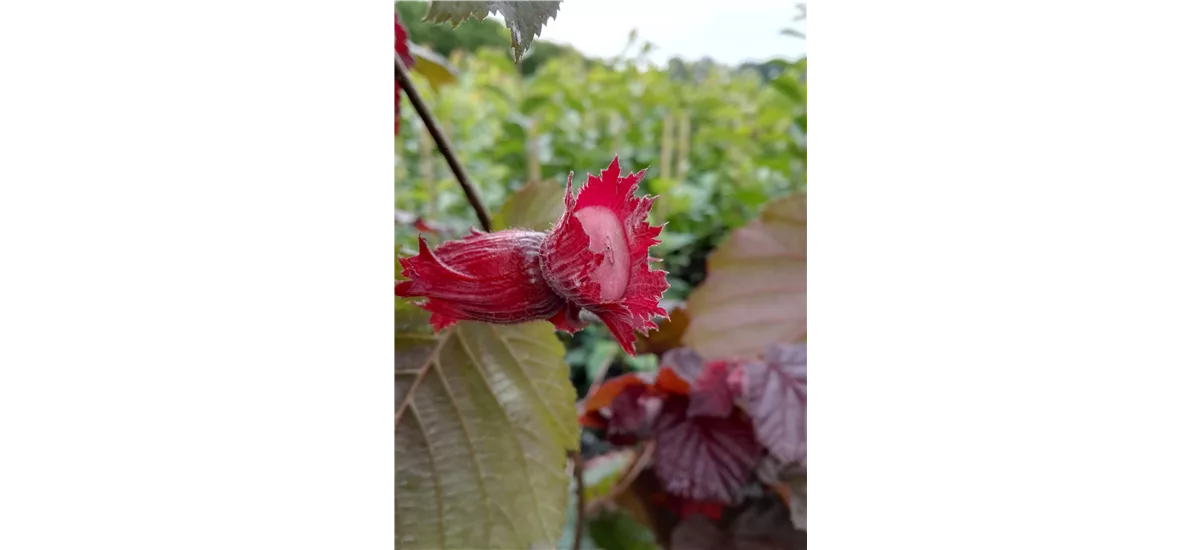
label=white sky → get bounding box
[500,0,806,66]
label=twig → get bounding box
[584,441,655,517]
[570,450,585,550]
[396,53,492,232]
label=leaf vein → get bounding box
[454,327,540,543]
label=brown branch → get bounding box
[396,53,492,232]
[570,450,585,550]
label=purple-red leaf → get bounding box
[661,348,737,418]
[683,193,806,360]
[608,383,651,435]
[687,360,736,418]
[653,396,761,504]
[660,348,706,383]
[741,343,807,466]
[395,13,415,135]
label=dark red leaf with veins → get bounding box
[741,343,807,466]
[395,230,565,330]
[653,396,761,504]
[540,157,670,354]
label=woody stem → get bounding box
[396,53,492,232]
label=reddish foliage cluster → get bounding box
[580,343,807,522]
[395,14,414,135]
[396,157,670,354]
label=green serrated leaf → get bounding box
[396,304,580,549]
[493,178,566,231]
[425,1,562,62]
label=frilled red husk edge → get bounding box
[539,157,670,354]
